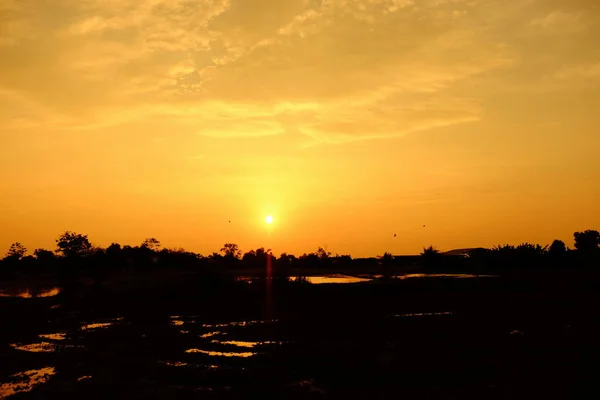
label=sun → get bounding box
[265,215,274,224]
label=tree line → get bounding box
[1,230,599,280]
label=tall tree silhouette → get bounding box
[141,238,161,251]
[5,242,27,260]
[55,231,92,258]
[549,240,567,255]
[220,243,242,260]
[574,230,600,252]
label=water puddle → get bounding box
[200,331,223,338]
[81,323,113,331]
[0,367,55,398]
[81,317,123,331]
[202,319,277,329]
[0,288,61,299]
[394,312,453,318]
[38,333,66,341]
[10,342,58,353]
[161,361,188,367]
[185,349,256,358]
[292,275,371,284]
[213,340,258,348]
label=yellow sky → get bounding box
[1,0,599,257]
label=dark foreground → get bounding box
[1,273,600,399]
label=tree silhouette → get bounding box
[5,242,27,260]
[220,243,242,260]
[378,252,394,277]
[141,238,161,251]
[34,249,56,263]
[316,247,331,261]
[420,246,440,257]
[574,230,600,252]
[549,240,567,256]
[55,231,92,258]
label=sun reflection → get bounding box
[394,312,453,318]
[212,340,258,348]
[10,342,57,353]
[38,333,67,341]
[81,322,113,331]
[0,288,61,298]
[200,331,224,338]
[201,319,277,328]
[0,367,55,397]
[163,361,188,367]
[185,349,256,357]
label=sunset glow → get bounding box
[1,0,599,257]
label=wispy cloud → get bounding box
[1,0,599,143]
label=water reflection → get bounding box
[81,322,113,331]
[163,361,188,367]
[10,342,57,353]
[394,312,453,318]
[171,320,184,326]
[77,376,92,382]
[293,275,371,284]
[185,349,256,358]
[0,287,61,299]
[0,367,55,398]
[213,340,258,348]
[202,319,276,329]
[39,333,67,341]
[80,317,123,331]
[200,331,224,338]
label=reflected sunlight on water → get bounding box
[10,342,57,353]
[202,320,277,329]
[163,361,188,367]
[185,349,256,358]
[0,367,55,398]
[213,340,258,348]
[38,333,67,341]
[81,322,113,331]
[200,331,224,338]
[293,275,372,284]
[77,376,92,382]
[80,317,123,331]
[394,312,453,318]
[0,287,61,299]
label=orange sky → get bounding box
[1,0,599,257]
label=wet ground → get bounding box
[1,275,599,399]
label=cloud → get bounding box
[530,11,586,33]
[2,0,598,143]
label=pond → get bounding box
[0,287,62,299]
[236,273,499,284]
